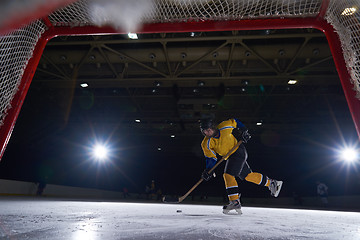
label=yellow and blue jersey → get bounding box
[201,118,245,169]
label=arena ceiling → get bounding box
[26,28,352,150]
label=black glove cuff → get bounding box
[202,169,213,181]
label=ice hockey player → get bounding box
[199,118,283,214]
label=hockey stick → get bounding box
[162,140,242,203]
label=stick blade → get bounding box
[162,195,179,203]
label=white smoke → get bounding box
[88,0,155,33]
[0,0,65,30]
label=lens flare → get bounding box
[340,148,357,162]
[93,144,108,160]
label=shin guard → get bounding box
[245,172,270,187]
[223,173,239,201]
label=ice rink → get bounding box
[0,197,359,240]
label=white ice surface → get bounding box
[0,197,359,239]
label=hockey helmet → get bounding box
[199,118,217,136]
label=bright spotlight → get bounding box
[340,148,358,162]
[341,7,357,16]
[128,32,138,39]
[93,144,108,160]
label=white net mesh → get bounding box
[49,0,322,28]
[0,0,359,131]
[325,0,360,98]
[0,20,46,125]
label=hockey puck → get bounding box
[176,209,182,213]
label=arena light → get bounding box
[128,32,138,39]
[92,144,109,160]
[341,7,357,16]
[340,147,358,162]
[288,79,297,85]
[80,82,88,88]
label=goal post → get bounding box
[0,0,359,160]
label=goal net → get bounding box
[0,0,359,159]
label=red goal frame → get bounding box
[0,0,359,159]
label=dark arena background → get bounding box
[0,0,359,239]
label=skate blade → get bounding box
[274,181,283,198]
[223,209,242,215]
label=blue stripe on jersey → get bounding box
[219,126,235,130]
[205,157,217,169]
[207,138,216,156]
[235,118,245,129]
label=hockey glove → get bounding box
[201,169,216,181]
[241,129,251,143]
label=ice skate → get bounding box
[222,199,242,215]
[269,179,283,197]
